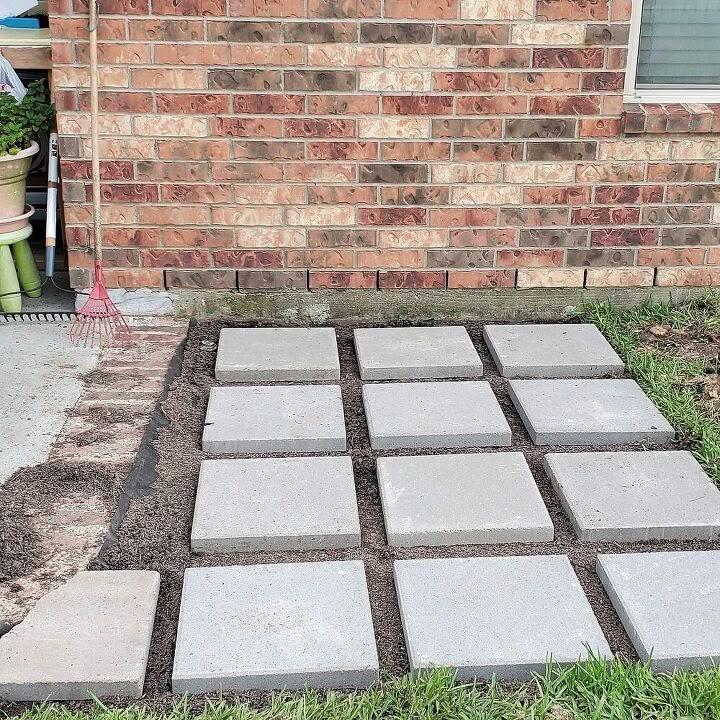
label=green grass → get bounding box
[583,292,720,484]
[6,661,720,720]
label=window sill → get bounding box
[622,103,720,135]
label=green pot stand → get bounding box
[0,225,42,313]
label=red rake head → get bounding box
[70,261,131,347]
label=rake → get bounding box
[70,0,130,347]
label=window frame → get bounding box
[624,0,720,103]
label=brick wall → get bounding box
[49,0,720,292]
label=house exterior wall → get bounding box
[48,0,720,292]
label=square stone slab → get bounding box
[0,571,160,701]
[377,453,553,546]
[395,556,610,680]
[215,327,340,383]
[191,456,361,553]
[545,451,720,542]
[509,379,675,446]
[362,381,511,450]
[172,561,379,692]
[597,551,720,671]
[202,385,346,453]
[483,324,624,378]
[354,326,482,380]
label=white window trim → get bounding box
[624,0,720,104]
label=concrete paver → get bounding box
[362,381,511,450]
[545,451,720,541]
[597,551,720,671]
[377,453,553,546]
[509,379,675,445]
[0,571,160,700]
[202,385,346,453]
[354,326,482,380]
[215,327,340,382]
[395,556,610,680]
[191,456,361,552]
[172,561,379,692]
[483,324,624,378]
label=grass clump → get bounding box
[6,661,720,720]
[583,292,720,484]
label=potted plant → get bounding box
[0,79,54,230]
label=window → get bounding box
[624,0,720,103]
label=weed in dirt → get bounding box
[6,662,720,720]
[584,292,720,484]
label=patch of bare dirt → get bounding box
[641,324,720,364]
[0,462,125,626]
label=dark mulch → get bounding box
[4,319,720,715]
[0,463,123,586]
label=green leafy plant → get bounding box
[0,79,54,156]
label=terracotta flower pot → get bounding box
[0,142,40,221]
[0,204,34,234]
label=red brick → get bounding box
[449,229,517,247]
[151,0,225,14]
[100,184,158,203]
[429,208,497,227]
[656,268,720,287]
[523,186,592,205]
[129,19,204,41]
[308,95,379,115]
[214,250,283,268]
[382,96,454,115]
[507,72,580,92]
[307,0,380,17]
[379,271,446,289]
[459,48,531,68]
[590,229,659,247]
[454,142,522,161]
[142,249,211,268]
[232,0,305,15]
[536,0,608,19]
[166,269,236,289]
[309,186,377,204]
[496,249,565,267]
[356,249,424,268]
[594,185,664,204]
[582,71,625,91]
[381,142,451,161]
[531,95,601,115]
[447,270,515,288]
[287,250,354,268]
[533,48,604,68]
[237,270,307,289]
[213,118,283,137]
[234,94,306,114]
[571,207,640,225]
[433,72,505,92]
[160,184,233,204]
[285,119,356,137]
[638,248,706,266]
[457,95,528,115]
[359,208,426,225]
[384,0,456,18]
[104,269,165,288]
[157,93,229,114]
[63,160,133,181]
[309,271,377,289]
[308,142,378,160]
[579,118,621,137]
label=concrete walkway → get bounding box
[0,323,98,486]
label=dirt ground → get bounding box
[4,319,720,715]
